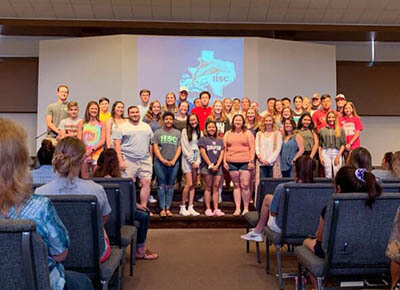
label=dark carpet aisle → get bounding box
[124,228,297,290]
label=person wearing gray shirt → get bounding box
[113,106,154,208]
[152,112,182,217]
[45,85,70,143]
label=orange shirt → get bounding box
[224,130,255,163]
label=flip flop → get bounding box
[136,249,159,260]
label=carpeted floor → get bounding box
[124,228,297,290]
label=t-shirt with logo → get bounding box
[198,136,224,168]
[58,117,81,138]
[152,127,181,161]
[339,115,363,149]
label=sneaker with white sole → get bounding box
[187,205,200,216]
[267,216,282,233]
[179,205,191,216]
[148,195,157,203]
[205,209,213,216]
[213,209,225,216]
[240,230,264,242]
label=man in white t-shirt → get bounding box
[137,89,151,121]
[113,106,154,208]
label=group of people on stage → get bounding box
[40,84,365,217]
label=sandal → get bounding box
[160,210,167,217]
[166,209,174,217]
[136,249,159,260]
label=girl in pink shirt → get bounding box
[339,102,363,154]
[223,114,255,216]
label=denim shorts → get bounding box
[227,162,248,171]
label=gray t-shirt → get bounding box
[138,104,150,121]
[112,121,153,159]
[46,101,69,137]
[35,176,111,217]
[58,117,81,138]
[152,127,181,161]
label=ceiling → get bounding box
[1,0,400,25]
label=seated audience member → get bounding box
[346,147,372,171]
[386,205,400,289]
[241,156,314,241]
[58,101,81,139]
[31,139,56,184]
[372,151,400,179]
[35,137,111,263]
[0,118,93,290]
[302,166,381,288]
[93,149,158,260]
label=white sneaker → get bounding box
[197,196,204,202]
[148,195,157,203]
[267,216,282,233]
[187,205,200,216]
[240,230,264,242]
[179,205,190,216]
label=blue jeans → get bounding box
[259,165,273,178]
[154,158,180,209]
[64,270,93,290]
[135,209,150,247]
[281,168,293,177]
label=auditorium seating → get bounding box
[0,219,51,290]
[48,195,122,290]
[381,183,400,193]
[380,178,400,183]
[244,178,332,264]
[265,183,335,290]
[295,192,400,290]
[92,178,138,277]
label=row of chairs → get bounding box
[245,177,400,290]
[23,178,138,290]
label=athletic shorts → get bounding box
[200,165,223,176]
[227,162,248,172]
[123,155,152,180]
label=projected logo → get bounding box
[180,50,236,97]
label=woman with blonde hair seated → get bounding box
[0,118,93,290]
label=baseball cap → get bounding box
[335,94,346,101]
[179,86,188,93]
[312,94,320,100]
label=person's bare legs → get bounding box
[391,260,400,289]
[229,171,241,215]
[239,170,251,214]
[139,178,151,207]
[303,238,318,289]
[213,175,222,210]
[182,172,192,205]
[188,170,197,206]
[204,175,213,210]
[254,194,273,233]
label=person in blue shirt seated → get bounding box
[31,139,56,184]
[0,117,93,290]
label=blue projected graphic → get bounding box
[180,50,236,97]
[137,37,243,102]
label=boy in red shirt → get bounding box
[191,91,212,131]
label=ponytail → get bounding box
[363,171,382,208]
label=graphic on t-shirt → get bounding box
[342,122,355,136]
[207,141,222,155]
[160,135,178,145]
[180,50,236,97]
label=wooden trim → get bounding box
[1,19,400,41]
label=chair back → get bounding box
[322,192,400,276]
[92,178,136,225]
[101,183,124,247]
[48,195,102,283]
[256,178,294,211]
[381,183,400,193]
[0,219,51,290]
[380,178,400,183]
[32,183,43,191]
[279,183,335,245]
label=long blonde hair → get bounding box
[144,100,162,125]
[0,118,32,215]
[245,108,259,130]
[163,92,178,114]
[327,110,341,138]
[208,100,226,122]
[391,151,400,178]
[259,114,275,132]
[52,137,86,181]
